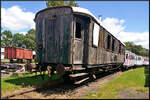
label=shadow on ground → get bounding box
[33,70,121,97]
[4,74,54,87]
[4,67,124,98]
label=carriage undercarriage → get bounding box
[35,63,123,84]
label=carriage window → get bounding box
[130,55,135,60]
[138,57,141,60]
[93,23,100,47]
[133,56,135,59]
[119,43,121,53]
[126,54,128,59]
[122,47,125,54]
[123,46,125,54]
[112,39,115,51]
[107,35,111,49]
[129,55,132,59]
[75,22,81,39]
[1,52,4,55]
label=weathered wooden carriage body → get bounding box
[34,6,125,72]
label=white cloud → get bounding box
[101,17,149,49]
[2,6,35,31]
[101,17,126,37]
[19,32,27,35]
[120,19,125,24]
[119,31,149,49]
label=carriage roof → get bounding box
[72,7,125,46]
[34,6,125,46]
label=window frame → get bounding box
[112,38,115,52]
[106,34,111,50]
[119,43,121,54]
[92,22,100,48]
[74,17,83,40]
[126,54,128,59]
[75,22,82,39]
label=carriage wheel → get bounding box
[56,64,65,76]
[10,59,13,63]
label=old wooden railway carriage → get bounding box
[34,6,125,82]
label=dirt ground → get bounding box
[9,72,123,99]
[1,73,13,78]
[116,88,149,99]
[3,70,149,99]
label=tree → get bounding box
[23,37,36,50]
[124,41,134,51]
[27,29,35,35]
[67,0,78,7]
[1,30,13,47]
[46,1,65,8]
[46,0,78,8]
[124,41,149,57]
[23,29,36,50]
[12,33,25,47]
[26,29,36,41]
[1,29,36,50]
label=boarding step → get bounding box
[1,70,9,74]
[32,69,39,72]
[1,70,6,73]
[69,73,88,78]
[73,67,86,70]
[74,77,89,84]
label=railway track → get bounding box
[2,66,142,99]
[2,68,126,99]
[2,77,65,99]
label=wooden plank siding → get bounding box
[35,8,73,64]
[87,19,125,65]
[35,6,125,67]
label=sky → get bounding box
[1,1,149,49]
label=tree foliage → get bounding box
[46,0,78,8]
[24,29,36,50]
[12,33,25,47]
[1,30,13,47]
[1,29,36,50]
[67,0,78,7]
[124,41,149,57]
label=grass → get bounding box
[1,72,61,93]
[1,59,37,64]
[1,59,10,63]
[83,67,149,99]
[136,88,147,93]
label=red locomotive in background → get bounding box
[4,47,33,63]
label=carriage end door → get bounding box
[73,18,84,64]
